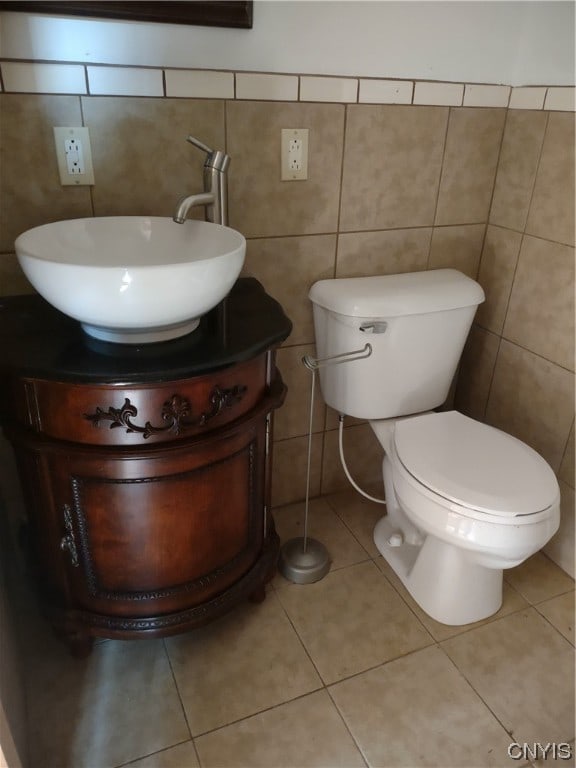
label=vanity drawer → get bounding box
[15,354,268,446]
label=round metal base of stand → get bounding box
[278,537,331,584]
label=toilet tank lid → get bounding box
[309,269,485,318]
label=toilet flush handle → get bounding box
[360,321,388,334]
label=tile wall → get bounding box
[455,108,575,576]
[0,64,574,576]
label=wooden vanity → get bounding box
[0,278,291,656]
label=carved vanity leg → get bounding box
[248,583,267,604]
[65,630,94,659]
[53,623,94,658]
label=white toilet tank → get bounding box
[309,269,485,419]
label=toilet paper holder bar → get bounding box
[302,343,372,371]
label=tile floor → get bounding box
[19,487,575,768]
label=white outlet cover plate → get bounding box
[281,128,309,181]
[53,126,95,186]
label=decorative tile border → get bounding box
[0,60,574,111]
[509,87,547,110]
[413,81,463,106]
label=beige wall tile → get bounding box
[81,96,224,218]
[526,113,575,246]
[489,110,548,231]
[0,94,93,252]
[413,82,463,106]
[503,236,575,371]
[435,108,506,225]
[271,433,323,507]
[454,325,500,421]
[242,235,336,346]
[0,254,35,296]
[340,105,448,231]
[544,482,575,578]
[463,85,510,108]
[227,101,344,237]
[428,223,485,278]
[299,76,358,103]
[544,87,576,112]
[358,79,413,104]
[236,73,298,101]
[486,340,574,471]
[87,66,163,97]
[321,423,383,495]
[274,344,326,441]
[509,87,546,110]
[164,69,234,99]
[475,225,522,333]
[559,421,575,489]
[1,62,86,94]
[336,227,431,277]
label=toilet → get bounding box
[309,269,560,626]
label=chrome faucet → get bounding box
[173,135,231,226]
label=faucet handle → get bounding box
[186,135,214,155]
[185,134,230,173]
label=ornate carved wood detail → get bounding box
[60,504,80,568]
[73,533,279,635]
[83,385,247,439]
[69,441,258,601]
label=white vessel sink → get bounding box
[15,217,246,344]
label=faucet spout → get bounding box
[173,134,230,226]
[173,193,216,225]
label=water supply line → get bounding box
[338,415,386,505]
[302,344,386,506]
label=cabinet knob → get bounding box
[60,504,79,568]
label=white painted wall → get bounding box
[0,1,574,86]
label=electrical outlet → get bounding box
[53,126,95,186]
[281,128,309,181]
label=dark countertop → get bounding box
[0,278,292,383]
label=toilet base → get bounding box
[374,516,503,626]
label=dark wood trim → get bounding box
[0,1,253,28]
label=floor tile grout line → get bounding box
[273,563,434,692]
[368,557,438,643]
[533,610,576,648]
[270,541,573,649]
[437,642,518,743]
[115,738,194,768]
[321,488,387,560]
[531,586,576,605]
[324,685,371,768]
[190,685,326,741]
[269,581,330,688]
[161,637,203,766]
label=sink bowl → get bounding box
[15,217,246,344]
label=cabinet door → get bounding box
[54,420,266,624]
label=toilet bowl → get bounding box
[371,411,560,625]
[308,269,562,626]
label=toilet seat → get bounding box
[393,411,559,518]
